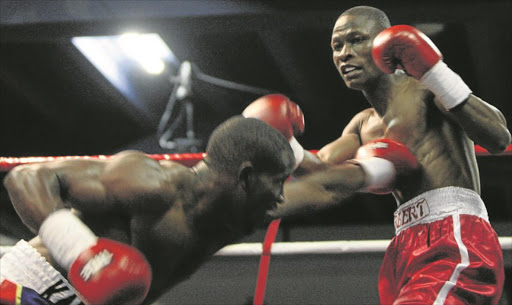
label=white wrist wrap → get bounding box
[357,157,396,192]
[39,209,98,271]
[0,240,83,304]
[420,61,472,110]
[289,136,304,169]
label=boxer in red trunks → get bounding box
[267,6,510,305]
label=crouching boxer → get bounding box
[3,116,296,305]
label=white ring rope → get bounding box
[214,237,512,256]
[1,237,510,258]
[215,239,393,256]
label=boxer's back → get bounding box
[80,154,246,299]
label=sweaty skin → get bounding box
[326,14,510,203]
[274,13,510,217]
[4,151,293,303]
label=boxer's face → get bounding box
[252,171,288,209]
[331,14,384,90]
[241,164,292,224]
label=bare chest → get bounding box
[361,86,431,146]
[360,92,477,201]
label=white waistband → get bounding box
[0,240,83,305]
[394,187,488,235]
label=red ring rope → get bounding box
[0,144,510,304]
[0,145,510,172]
[0,153,206,172]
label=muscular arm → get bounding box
[272,111,370,218]
[3,151,172,233]
[439,95,511,154]
[316,110,368,164]
[317,133,361,164]
[271,163,366,219]
[372,25,511,154]
[3,158,112,233]
[292,112,364,177]
[292,151,326,176]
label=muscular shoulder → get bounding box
[343,108,375,135]
[111,151,190,174]
[103,151,162,178]
[352,108,375,124]
[99,151,192,210]
[111,150,155,164]
[357,108,376,120]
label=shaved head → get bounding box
[339,6,391,31]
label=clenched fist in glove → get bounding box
[39,209,152,305]
[353,139,419,194]
[372,25,472,111]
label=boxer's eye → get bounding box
[332,42,343,52]
[351,36,365,44]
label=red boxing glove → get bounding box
[372,25,472,110]
[39,210,152,305]
[371,25,442,80]
[243,94,305,167]
[68,238,152,305]
[242,94,305,140]
[354,139,418,194]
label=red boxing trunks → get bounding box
[379,187,504,305]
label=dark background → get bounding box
[1,0,510,232]
[0,1,510,304]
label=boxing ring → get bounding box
[1,147,511,305]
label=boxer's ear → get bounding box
[238,161,254,191]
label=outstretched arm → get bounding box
[271,139,418,219]
[273,163,366,218]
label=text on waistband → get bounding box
[394,198,430,230]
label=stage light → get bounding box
[72,33,178,103]
[118,33,172,75]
